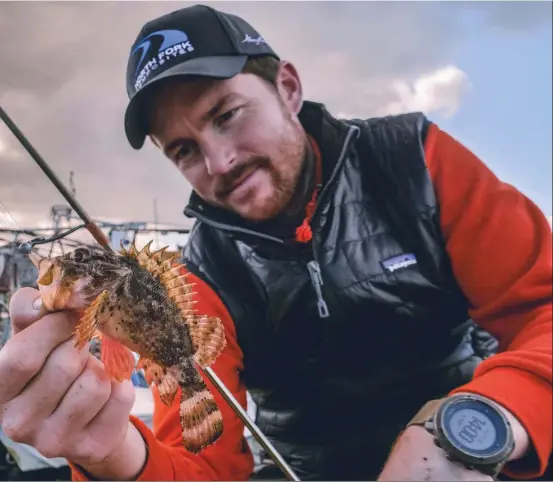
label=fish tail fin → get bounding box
[178,358,223,454]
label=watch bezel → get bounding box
[433,394,515,469]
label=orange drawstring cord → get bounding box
[295,136,322,243]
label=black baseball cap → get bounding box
[124,4,280,150]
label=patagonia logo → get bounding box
[381,253,417,273]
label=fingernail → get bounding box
[32,297,43,311]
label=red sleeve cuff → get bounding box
[450,367,552,479]
[70,416,175,481]
[129,415,178,481]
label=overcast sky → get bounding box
[0,1,551,250]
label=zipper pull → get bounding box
[307,260,330,318]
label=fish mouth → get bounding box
[31,255,87,312]
[35,258,58,286]
[29,249,128,313]
[31,251,61,290]
[33,259,69,311]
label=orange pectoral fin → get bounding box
[74,290,109,350]
[100,335,136,383]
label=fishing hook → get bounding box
[17,223,87,254]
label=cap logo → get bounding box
[131,29,195,92]
[241,34,267,46]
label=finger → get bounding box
[46,355,112,434]
[1,338,90,435]
[9,287,49,335]
[81,379,136,455]
[0,311,82,403]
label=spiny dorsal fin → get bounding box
[161,269,189,287]
[135,240,154,267]
[128,242,174,277]
[120,241,227,367]
[156,260,226,367]
[119,240,128,256]
[185,314,226,367]
[128,240,140,258]
[120,240,165,275]
[143,247,169,276]
[151,246,168,263]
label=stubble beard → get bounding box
[244,125,308,223]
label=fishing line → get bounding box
[0,199,31,259]
[0,199,25,235]
[0,198,87,254]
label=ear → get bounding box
[275,61,303,116]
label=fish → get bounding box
[29,241,226,454]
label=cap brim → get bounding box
[124,55,248,150]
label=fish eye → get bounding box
[72,248,90,263]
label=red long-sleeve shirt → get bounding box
[72,123,552,481]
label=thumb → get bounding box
[9,287,49,335]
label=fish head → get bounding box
[30,247,131,312]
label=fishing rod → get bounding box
[0,105,301,481]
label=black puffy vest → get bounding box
[182,102,497,480]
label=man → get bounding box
[1,4,551,481]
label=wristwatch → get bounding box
[407,393,515,479]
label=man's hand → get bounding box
[377,425,493,481]
[377,395,531,481]
[0,287,147,480]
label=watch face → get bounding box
[439,398,509,459]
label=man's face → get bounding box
[148,62,307,222]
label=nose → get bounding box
[201,136,237,176]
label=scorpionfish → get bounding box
[29,242,226,454]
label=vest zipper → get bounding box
[307,125,360,320]
[307,260,330,318]
[311,124,360,230]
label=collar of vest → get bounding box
[182,101,360,243]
